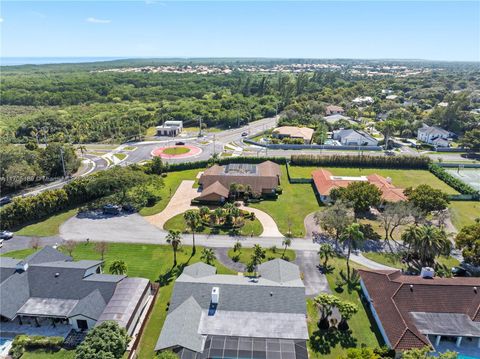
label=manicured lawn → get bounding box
[250,166,322,237]
[288,166,459,194]
[14,208,78,237]
[113,153,127,160]
[449,201,480,230]
[123,146,137,151]
[164,212,263,236]
[227,247,296,264]
[145,126,157,137]
[307,256,381,359]
[362,252,460,270]
[162,146,191,155]
[21,349,75,359]
[139,169,200,216]
[3,243,234,359]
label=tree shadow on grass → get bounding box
[309,327,357,355]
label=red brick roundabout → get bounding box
[151,145,202,159]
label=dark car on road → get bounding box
[0,230,14,240]
[241,132,248,137]
[175,141,185,146]
[0,196,12,207]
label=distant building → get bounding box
[155,259,309,358]
[359,268,480,353]
[323,114,355,125]
[417,124,454,147]
[325,105,345,116]
[312,169,407,203]
[386,95,398,100]
[0,246,151,337]
[352,96,374,105]
[197,161,281,201]
[332,129,378,146]
[272,126,314,144]
[156,121,183,136]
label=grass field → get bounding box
[250,167,322,237]
[21,349,75,359]
[449,201,480,230]
[363,252,459,270]
[288,166,459,194]
[227,247,296,264]
[164,212,264,236]
[14,208,78,237]
[307,256,381,359]
[162,146,191,155]
[113,153,127,160]
[3,243,234,359]
[139,169,200,216]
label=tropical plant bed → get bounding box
[162,146,191,155]
[227,247,296,264]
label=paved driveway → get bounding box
[241,205,283,238]
[295,250,330,297]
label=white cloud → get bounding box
[86,17,111,24]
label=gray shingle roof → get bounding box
[33,260,102,269]
[182,262,217,278]
[155,296,205,352]
[17,297,79,317]
[69,289,107,320]
[258,259,302,285]
[0,271,30,319]
[25,246,72,265]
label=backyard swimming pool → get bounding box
[0,337,13,357]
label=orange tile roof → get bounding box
[311,169,407,202]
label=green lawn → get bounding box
[449,201,480,230]
[145,126,157,137]
[162,146,191,155]
[288,166,459,194]
[123,146,137,151]
[307,256,381,359]
[113,153,127,160]
[250,167,322,237]
[227,247,296,264]
[139,169,200,216]
[362,252,460,270]
[164,212,263,236]
[3,242,234,359]
[21,349,75,359]
[14,208,78,237]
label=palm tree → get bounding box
[200,248,216,265]
[229,183,239,201]
[166,230,182,267]
[77,145,87,157]
[318,243,334,269]
[199,206,210,222]
[184,210,201,255]
[402,225,451,268]
[340,223,364,279]
[233,240,242,253]
[282,238,291,259]
[213,207,224,225]
[109,260,127,275]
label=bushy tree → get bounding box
[314,200,354,242]
[460,128,480,152]
[337,301,358,330]
[331,182,382,215]
[313,293,340,329]
[402,347,457,359]
[455,223,480,265]
[157,350,179,359]
[404,184,449,213]
[75,321,129,359]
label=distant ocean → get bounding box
[0,57,127,66]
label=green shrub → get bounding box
[10,335,64,359]
[429,164,479,197]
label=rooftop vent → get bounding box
[420,267,435,279]
[16,261,29,272]
[54,273,60,278]
[211,287,219,304]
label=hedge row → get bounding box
[429,164,479,198]
[10,335,64,359]
[165,156,287,172]
[290,154,431,169]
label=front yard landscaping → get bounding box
[162,146,191,155]
[307,256,381,359]
[3,243,234,359]
[250,166,321,237]
[227,246,296,263]
[14,208,78,237]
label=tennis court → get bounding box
[446,168,480,191]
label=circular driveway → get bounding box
[151,145,202,159]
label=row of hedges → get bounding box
[10,335,64,359]
[290,154,431,169]
[165,156,287,172]
[429,163,479,198]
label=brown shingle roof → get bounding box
[325,105,344,115]
[196,181,229,200]
[273,126,314,141]
[359,269,480,351]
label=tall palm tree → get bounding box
[340,223,364,279]
[282,238,291,259]
[77,145,87,157]
[200,248,216,265]
[166,230,182,267]
[184,210,201,255]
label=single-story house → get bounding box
[156,121,183,136]
[325,105,345,116]
[312,169,407,203]
[332,129,378,146]
[417,124,455,147]
[272,126,314,144]
[359,268,480,353]
[196,161,281,201]
[0,246,152,336]
[323,114,355,125]
[352,96,374,105]
[155,259,309,358]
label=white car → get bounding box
[0,230,13,240]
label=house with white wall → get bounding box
[417,124,455,147]
[332,129,378,146]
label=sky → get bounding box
[1,1,479,61]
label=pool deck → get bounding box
[434,339,480,358]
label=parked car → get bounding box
[175,141,185,146]
[384,150,396,156]
[103,204,121,215]
[241,132,248,137]
[0,230,14,240]
[0,196,12,207]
